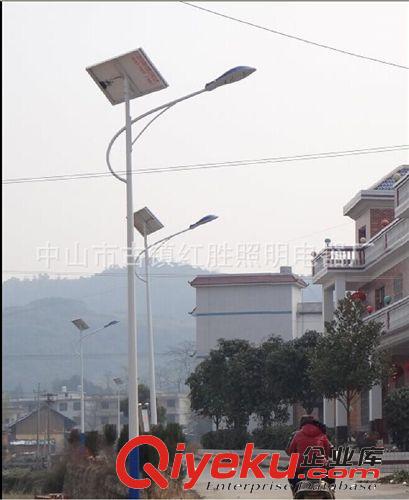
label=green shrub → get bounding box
[103,423,117,447]
[116,422,187,470]
[139,422,186,472]
[43,460,67,493]
[117,424,129,453]
[378,470,409,484]
[252,424,295,450]
[384,387,409,451]
[67,428,81,446]
[201,429,250,450]
[85,430,101,457]
[2,469,48,495]
[354,431,379,449]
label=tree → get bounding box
[251,336,289,428]
[384,387,409,451]
[120,383,150,417]
[187,339,258,431]
[186,353,225,429]
[221,339,260,430]
[157,405,167,425]
[117,424,128,452]
[271,330,322,414]
[67,428,81,447]
[85,430,100,457]
[102,423,117,448]
[163,340,197,392]
[309,294,387,440]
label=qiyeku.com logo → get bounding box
[116,435,381,490]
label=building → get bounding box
[5,388,123,434]
[311,166,409,440]
[189,267,323,430]
[2,397,32,430]
[9,404,75,454]
[157,392,190,428]
[190,266,322,358]
[51,389,121,431]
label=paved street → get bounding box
[195,463,409,499]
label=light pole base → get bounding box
[128,447,141,499]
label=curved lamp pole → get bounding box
[113,377,124,439]
[133,211,218,425]
[71,319,119,438]
[134,214,219,279]
[87,48,255,499]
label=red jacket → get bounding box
[286,423,331,468]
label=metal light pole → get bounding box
[133,207,164,426]
[134,210,218,425]
[87,49,255,498]
[72,319,119,436]
[113,377,124,439]
[143,227,156,423]
[79,334,85,434]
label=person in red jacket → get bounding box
[286,417,332,493]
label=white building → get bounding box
[190,266,322,358]
[312,166,409,440]
[157,392,190,428]
[5,388,122,433]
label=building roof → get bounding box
[190,273,307,288]
[372,165,409,191]
[344,165,409,220]
[343,166,409,219]
[9,404,76,430]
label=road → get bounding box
[194,463,409,499]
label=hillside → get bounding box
[2,264,321,393]
[2,263,206,392]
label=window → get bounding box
[101,401,110,409]
[358,226,367,242]
[59,402,68,412]
[375,286,385,311]
[393,276,403,302]
[100,416,109,425]
[73,401,81,411]
[166,399,176,408]
[167,414,176,423]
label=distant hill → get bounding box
[2,263,207,392]
[2,264,321,393]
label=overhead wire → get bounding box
[179,1,409,70]
[3,145,408,185]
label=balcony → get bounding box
[395,174,409,219]
[364,296,409,350]
[312,217,409,283]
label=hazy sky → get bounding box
[3,1,409,279]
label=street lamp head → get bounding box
[104,320,120,328]
[205,66,256,92]
[113,377,123,386]
[189,214,218,230]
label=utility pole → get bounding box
[41,392,56,468]
[33,384,41,466]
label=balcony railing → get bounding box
[396,174,409,218]
[312,246,365,276]
[364,296,409,334]
[312,217,408,277]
